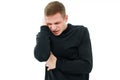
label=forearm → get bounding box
[56,58,92,74]
[34,26,50,62]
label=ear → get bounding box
[64,15,68,23]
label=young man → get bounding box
[34,1,93,80]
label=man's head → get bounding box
[44,1,68,36]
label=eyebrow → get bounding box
[47,21,61,25]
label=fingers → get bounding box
[45,64,49,67]
[45,52,57,71]
[47,67,50,71]
[42,18,47,25]
[45,63,55,71]
[45,64,50,71]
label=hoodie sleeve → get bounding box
[34,26,50,62]
[56,27,93,74]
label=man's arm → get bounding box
[56,27,93,74]
[34,26,51,62]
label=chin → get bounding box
[54,34,60,36]
[53,32,61,36]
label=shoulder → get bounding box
[68,23,88,33]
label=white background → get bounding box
[0,0,120,80]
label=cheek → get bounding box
[58,25,62,30]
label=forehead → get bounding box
[45,13,64,23]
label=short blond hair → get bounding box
[44,1,66,17]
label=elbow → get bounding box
[82,63,92,74]
[82,60,93,74]
[34,53,49,62]
[86,61,93,73]
[34,47,50,62]
[87,64,93,73]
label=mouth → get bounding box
[52,31,59,35]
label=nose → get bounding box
[50,25,57,31]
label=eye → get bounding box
[47,23,52,26]
[55,22,60,25]
[55,23,58,24]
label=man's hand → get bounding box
[45,52,57,71]
[42,18,47,25]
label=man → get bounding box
[34,1,93,80]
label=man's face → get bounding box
[45,13,68,36]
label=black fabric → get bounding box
[45,67,55,80]
[34,26,51,61]
[34,23,93,80]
